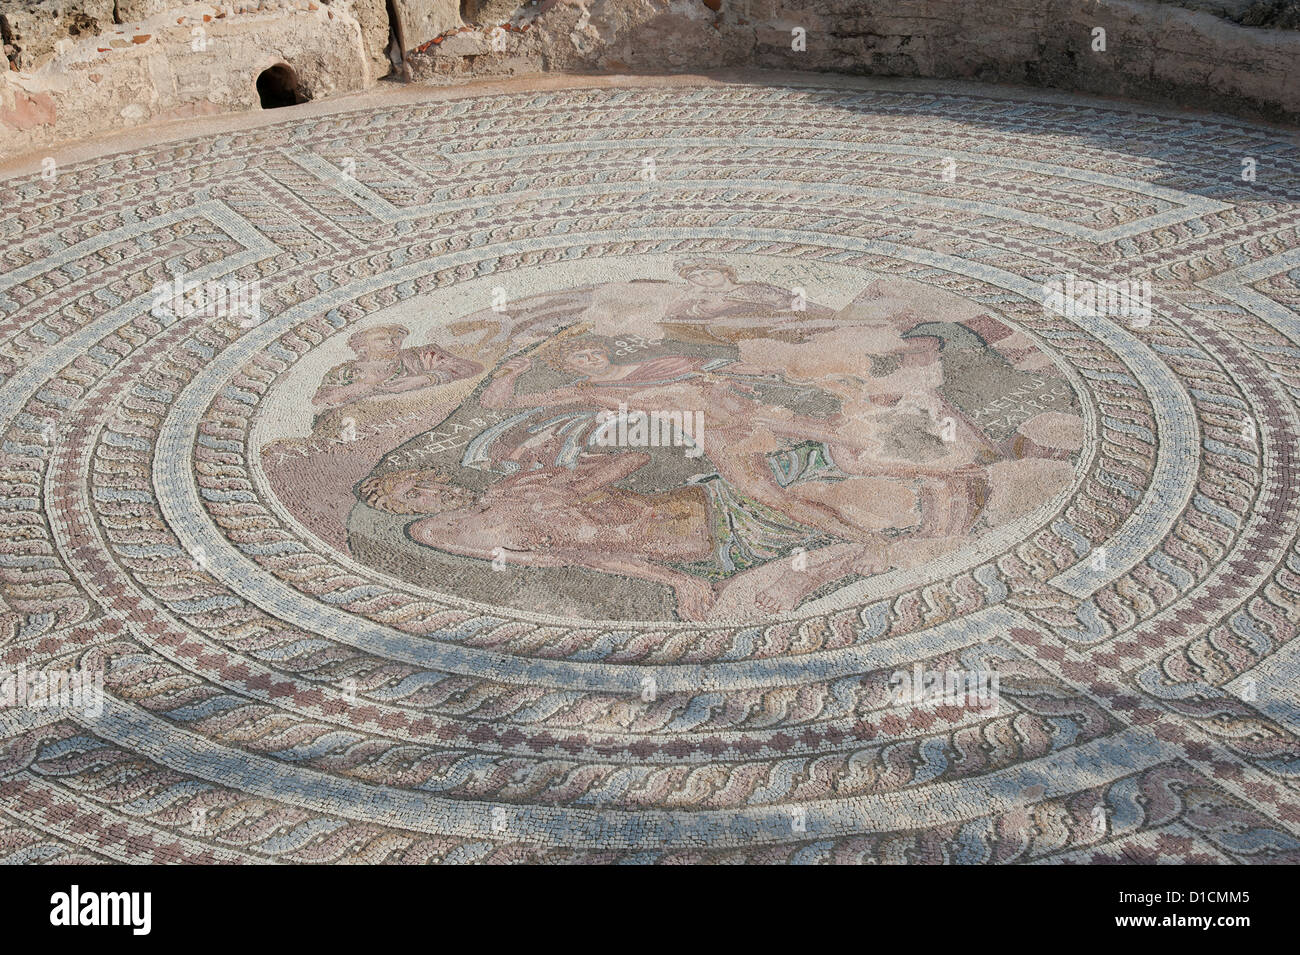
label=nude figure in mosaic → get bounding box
[312,324,484,410]
[564,260,838,347]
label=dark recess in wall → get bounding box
[257,63,310,108]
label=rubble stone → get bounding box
[3,0,1298,162]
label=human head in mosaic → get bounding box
[348,324,410,362]
[357,468,478,515]
[541,337,613,377]
[675,258,738,290]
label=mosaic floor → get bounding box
[2,77,1300,864]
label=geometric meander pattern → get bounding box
[1,81,1299,863]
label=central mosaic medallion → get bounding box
[254,255,1086,622]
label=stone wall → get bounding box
[409,0,1300,122]
[3,0,1298,162]
[749,0,1300,123]
[1,1,382,158]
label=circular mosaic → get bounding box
[254,264,1087,623]
[3,78,1300,863]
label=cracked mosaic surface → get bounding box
[2,80,1299,863]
